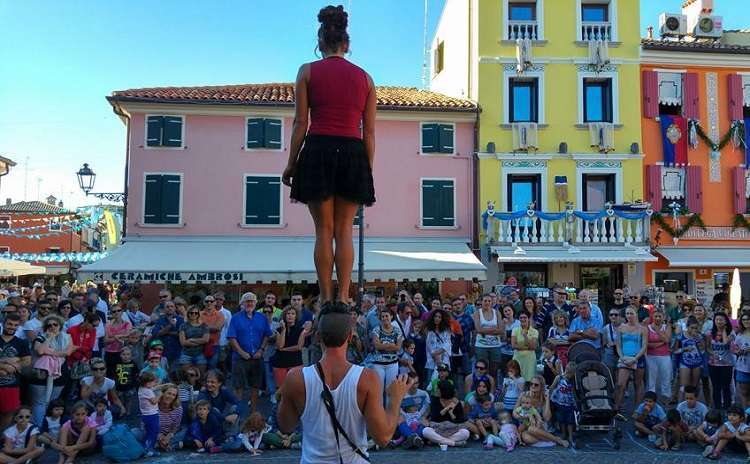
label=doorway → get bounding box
[580,264,623,311]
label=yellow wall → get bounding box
[475,0,643,223]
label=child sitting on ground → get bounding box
[88,399,113,438]
[693,409,722,453]
[483,411,518,452]
[513,393,542,438]
[656,408,688,451]
[264,391,301,450]
[470,395,499,442]
[633,391,667,441]
[56,401,97,464]
[706,405,750,460]
[188,400,224,453]
[38,399,66,449]
[0,405,44,464]
[238,412,269,456]
[550,362,577,446]
[390,399,427,449]
[676,385,708,437]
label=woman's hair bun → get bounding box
[318,4,348,31]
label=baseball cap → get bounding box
[148,339,164,349]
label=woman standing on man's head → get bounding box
[282,4,377,310]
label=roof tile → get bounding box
[0,201,71,214]
[109,83,476,111]
[642,38,750,54]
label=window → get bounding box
[507,174,542,211]
[49,219,61,231]
[146,115,183,148]
[509,2,536,20]
[244,175,282,226]
[583,79,613,123]
[582,174,615,211]
[421,179,455,227]
[581,3,608,22]
[47,247,61,254]
[143,174,182,225]
[421,123,454,154]
[246,118,282,150]
[434,41,445,75]
[0,247,9,254]
[510,78,538,123]
[662,167,685,211]
[655,271,690,294]
[0,215,10,230]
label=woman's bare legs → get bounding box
[308,199,335,302]
[333,196,360,302]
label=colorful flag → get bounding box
[659,115,688,166]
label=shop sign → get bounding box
[681,227,750,240]
[695,278,715,305]
[89,271,246,283]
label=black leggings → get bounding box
[708,365,733,409]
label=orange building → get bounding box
[0,198,83,275]
[641,27,750,306]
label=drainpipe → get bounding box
[111,102,130,240]
[471,106,480,255]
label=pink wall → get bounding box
[126,112,475,239]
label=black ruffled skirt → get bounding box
[290,134,375,206]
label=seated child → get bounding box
[391,400,427,449]
[706,405,750,460]
[656,409,688,451]
[88,399,113,438]
[693,409,722,452]
[57,402,97,464]
[0,405,44,464]
[38,399,66,449]
[513,393,542,437]
[484,411,519,452]
[188,400,224,453]
[469,395,499,441]
[263,391,301,450]
[633,391,667,440]
[237,412,269,456]
[428,364,453,397]
[676,385,708,435]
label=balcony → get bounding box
[508,20,539,40]
[482,205,651,246]
[581,21,612,41]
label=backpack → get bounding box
[102,424,144,462]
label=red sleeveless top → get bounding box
[307,56,369,139]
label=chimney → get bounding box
[647,26,654,39]
[58,200,63,208]
[45,195,56,205]
[5,198,10,206]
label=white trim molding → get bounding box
[500,162,548,212]
[576,0,618,42]
[503,69,545,125]
[140,172,184,228]
[143,114,185,150]
[575,161,623,210]
[577,70,620,125]
[502,0,544,41]
[243,116,285,152]
[419,121,457,156]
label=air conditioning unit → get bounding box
[691,14,723,38]
[659,13,687,37]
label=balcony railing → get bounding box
[581,21,612,41]
[508,20,539,40]
[481,205,652,246]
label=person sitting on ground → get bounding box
[88,399,113,439]
[423,380,470,448]
[676,385,707,437]
[469,395,499,441]
[483,411,518,451]
[38,400,66,449]
[694,409,722,454]
[237,412,267,456]
[428,364,452,398]
[56,402,97,464]
[706,405,750,460]
[0,405,44,464]
[197,370,240,436]
[633,391,667,440]
[656,408,688,451]
[188,399,224,453]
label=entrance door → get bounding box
[580,264,623,311]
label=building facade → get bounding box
[432,0,647,308]
[641,22,750,306]
[79,83,486,299]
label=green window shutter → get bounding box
[146,116,164,147]
[438,124,454,153]
[247,118,264,149]
[422,181,438,226]
[438,180,455,226]
[162,116,183,147]
[422,180,454,227]
[421,123,439,153]
[144,175,162,223]
[263,119,282,149]
[246,176,281,225]
[161,175,181,224]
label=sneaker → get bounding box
[209,446,222,454]
[703,445,714,457]
[472,434,480,441]
[413,436,424,449]
[484,440,493,450]
[648,434,657,444]
[707,451,721,460]
[196,448,206,453]
[653,436,662,447]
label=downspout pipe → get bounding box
[111,102,130,240]
[471,106,480,256]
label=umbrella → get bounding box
[731,267,742,320]
[0,257,46,277]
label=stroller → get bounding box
[568,342,622,449]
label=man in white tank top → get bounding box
[278,305,413,463]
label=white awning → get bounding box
[77,236,486,283]
[657,247,750,267]
[493,246,657,263]
[0,258,46,277]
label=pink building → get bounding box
[80,83,485,296]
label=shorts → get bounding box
[475,347,503,365]
[232,358,264,390]
[0,387,20,413]
[178,352,207,366]
[617,356,645,370]
[290,135,375,206]
[553,405,576,425]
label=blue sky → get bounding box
[0,0,748,208]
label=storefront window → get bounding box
[655,271,689,293]
[580,265,622,311]
[500,264,547,293]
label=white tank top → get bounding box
[475,308,502,348]
[300,364,369,464]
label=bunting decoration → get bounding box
[744,118,750,168]
[0,252,107,263]
[660,115,688,166]
[651,212,707,239]
[691,119,745,153]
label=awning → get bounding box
[77,236,486,283]
[657,247,750,267]
[0,258,46,277]
[492,245,657,263]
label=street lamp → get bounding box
[75,163,125,203]
[0,155,17,194]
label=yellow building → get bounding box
[432,0,651,306]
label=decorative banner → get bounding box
[659,115,688,166]
[0,252,107,263]
[745,117,750,167]
[710,150,721,183]
[104,211,117,245]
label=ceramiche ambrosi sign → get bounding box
[92,272,246,282]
